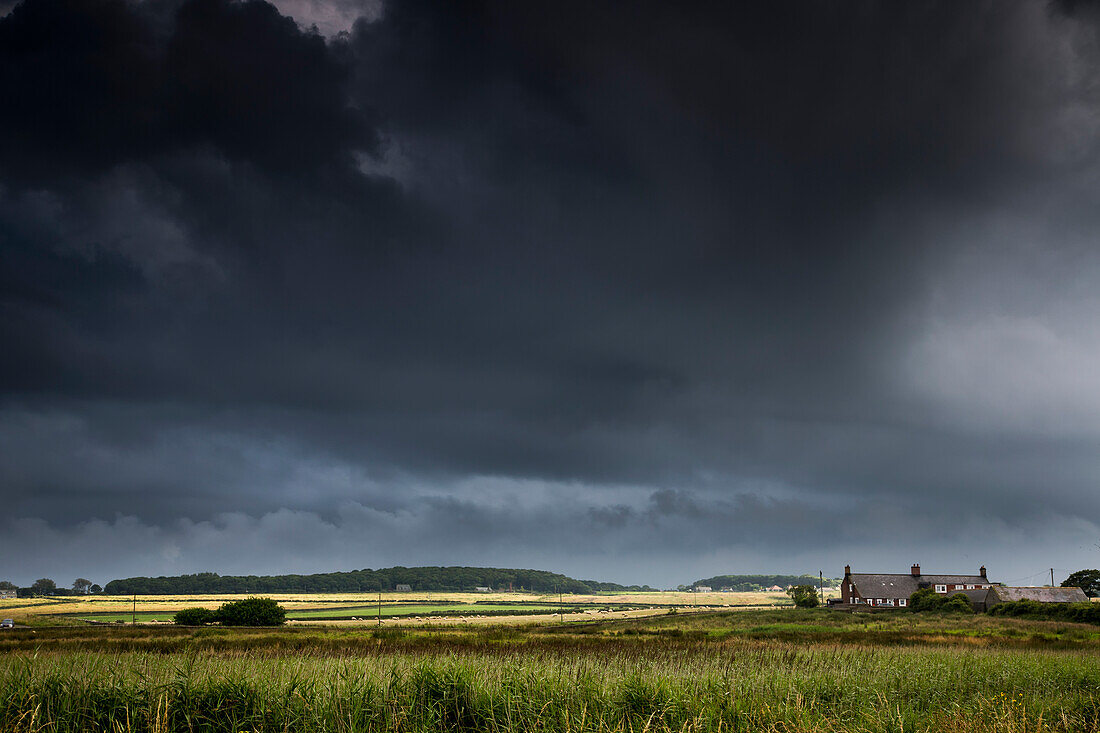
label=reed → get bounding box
[2,643,1098,732]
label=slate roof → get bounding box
[989,586,1089,604]
[849,573,988,600]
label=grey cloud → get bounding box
[3,0,1100,586]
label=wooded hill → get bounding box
[688,574,840,591]
[103,567,655,595]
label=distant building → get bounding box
[395,584,411,592]
[0,590,15,600]
[985,585,1089,609]
[693,586,712,593]
[475,586,492,593]
[767,585,784,592]
[842,564,993,608]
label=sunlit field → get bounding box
[0,590,804,627]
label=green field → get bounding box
[74,603,595,623]
[2,609,1100,731]
[0,589,777,628]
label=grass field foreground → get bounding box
[2,641,1098,733]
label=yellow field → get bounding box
[0,589,821,626]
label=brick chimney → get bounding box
[911,564,921,577]
[844,564,851,576]
[979,565,986,579]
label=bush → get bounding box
[173,607,216,625]
[987,600,1100,625]
[942,593,974,613]
[908,588,944,612]
[214,597,286,626]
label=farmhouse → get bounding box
[395,584,411,592]
[0,589,15,600]
[841,564,993,608]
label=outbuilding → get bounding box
[985,586,1089,609]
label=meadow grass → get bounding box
[2,642,1098,732]
[3,609,1099,731]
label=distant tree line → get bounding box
[104,567,655,595]
[2,578,103,597]
[687,575,839,592]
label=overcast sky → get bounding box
[2,0,1100,589]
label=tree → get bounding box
[214,597,286,626]
[31,578,56,595]
[72,578,93,594]
[90,584,103,594]
[0,581,16,590]
[174,607,216,625]
[1062,569,1100,598]
[786,584,820,608]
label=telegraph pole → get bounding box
[132,594,136,625]
[819,571,824,604]
[377,584,382,627]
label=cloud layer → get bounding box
[3,0,1100,587]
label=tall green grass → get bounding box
[2,644,1099,732]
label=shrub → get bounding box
[214,597,286,626]
[908,588,944,612]
[942,593,974,613]
[173,607,216,625]
[987,600,1100,625]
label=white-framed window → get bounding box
[899,599,907,607]
[935,584,947,593]
[849,584,854,593]
[965,585,974,589]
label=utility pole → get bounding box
[819,571,824,604]
[559,587,563,624]
[377,584,382,627]
[1051,568,1055,587]
[132,594,136,625]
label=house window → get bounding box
[965,585,973,590]
[899,599,907,607]
[935,584,947,593]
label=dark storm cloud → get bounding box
[2,0,1100,586]
[0,0,376,180]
